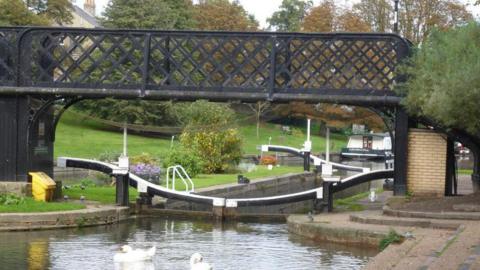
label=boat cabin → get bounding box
[341,133,392,159]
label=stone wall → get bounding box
[0,182,31,196]
[407,129,447,196]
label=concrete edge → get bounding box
[0,206,131,231]
[286,215,387,248]
[383,205,480,220]
[349,213,461,230]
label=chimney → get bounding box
[84,0,96,16]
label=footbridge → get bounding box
[0,27,477,199]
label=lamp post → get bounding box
[394,0,399,34]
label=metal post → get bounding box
[393,107,408,195]
[304,119,312,172]
[322,181,333,212]
[326,127,330,163]
[115,173,129,206]
[445,138,455,196]
[303,151,310,172]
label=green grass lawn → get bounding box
[458,169,473,175]
[55,111,172,159]
[239,123,347,153]
[63,187,139,204]
[0,197,85,213]
[174,165,304,191]
[55,111,347,159]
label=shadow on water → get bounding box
[0,217,377,270]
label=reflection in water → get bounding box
[0,218,377,270]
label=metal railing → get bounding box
[0,27,410,104]
[166,165,194,193]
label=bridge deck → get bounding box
[0,27,409,105]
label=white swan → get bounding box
[190,253,212,270]
[113,245,156,263]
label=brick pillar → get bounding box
[407,129,447,196]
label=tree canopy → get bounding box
[400,23,480,136]
[101,0,195,29]
[193,0,258,31]
[267,0,312,31]
[0,0,73,26]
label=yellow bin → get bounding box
[29,172,56,202]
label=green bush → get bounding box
[163,148,203,177]
[178,101,243,173]
[379,229,403,251]
[130,152,158,165]
[0,194,25,205]
[97,151,121,162]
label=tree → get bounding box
[353,0,392,33]
[336,10,371,32]
[75,99,179,126]
[193,0,258,31]
[400,23,480,136]
[25,0,74,25]
[42,0,74,25]
[247,102,270,139]
[0,0,73,26]
[0,0,49,26]
[399,0,473,44]
[301,1,371,32]
[102,0,195,29]
[77,0,196,125]
[302,0,335,32]
[267,0,313,31]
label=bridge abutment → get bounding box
[0,96,54,183]
[393,107,409,195]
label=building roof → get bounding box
[73,5,101,27]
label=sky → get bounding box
[74,0,480,29]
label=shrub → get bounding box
[130,153,158,165]
[0,194,25,205]
[291,127,304,137]
[260,155,277,165]
[80,179,96,187]
[178,101,243,174]
[163,148,202,177]
[379,229,403,251]
[97,151,121,162]
[181,128,243,173]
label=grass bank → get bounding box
[63,187,139,204]
[0,197,85,213]
[175,165,304,191]
[55,111,347,159]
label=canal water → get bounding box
[0,218,377,270]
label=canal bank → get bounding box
[0,205,130,231]
[287,205,480,269]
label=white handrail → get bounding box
[166,165,194,193]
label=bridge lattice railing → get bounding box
[0,28,410,99]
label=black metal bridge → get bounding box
[0,27,412,195]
